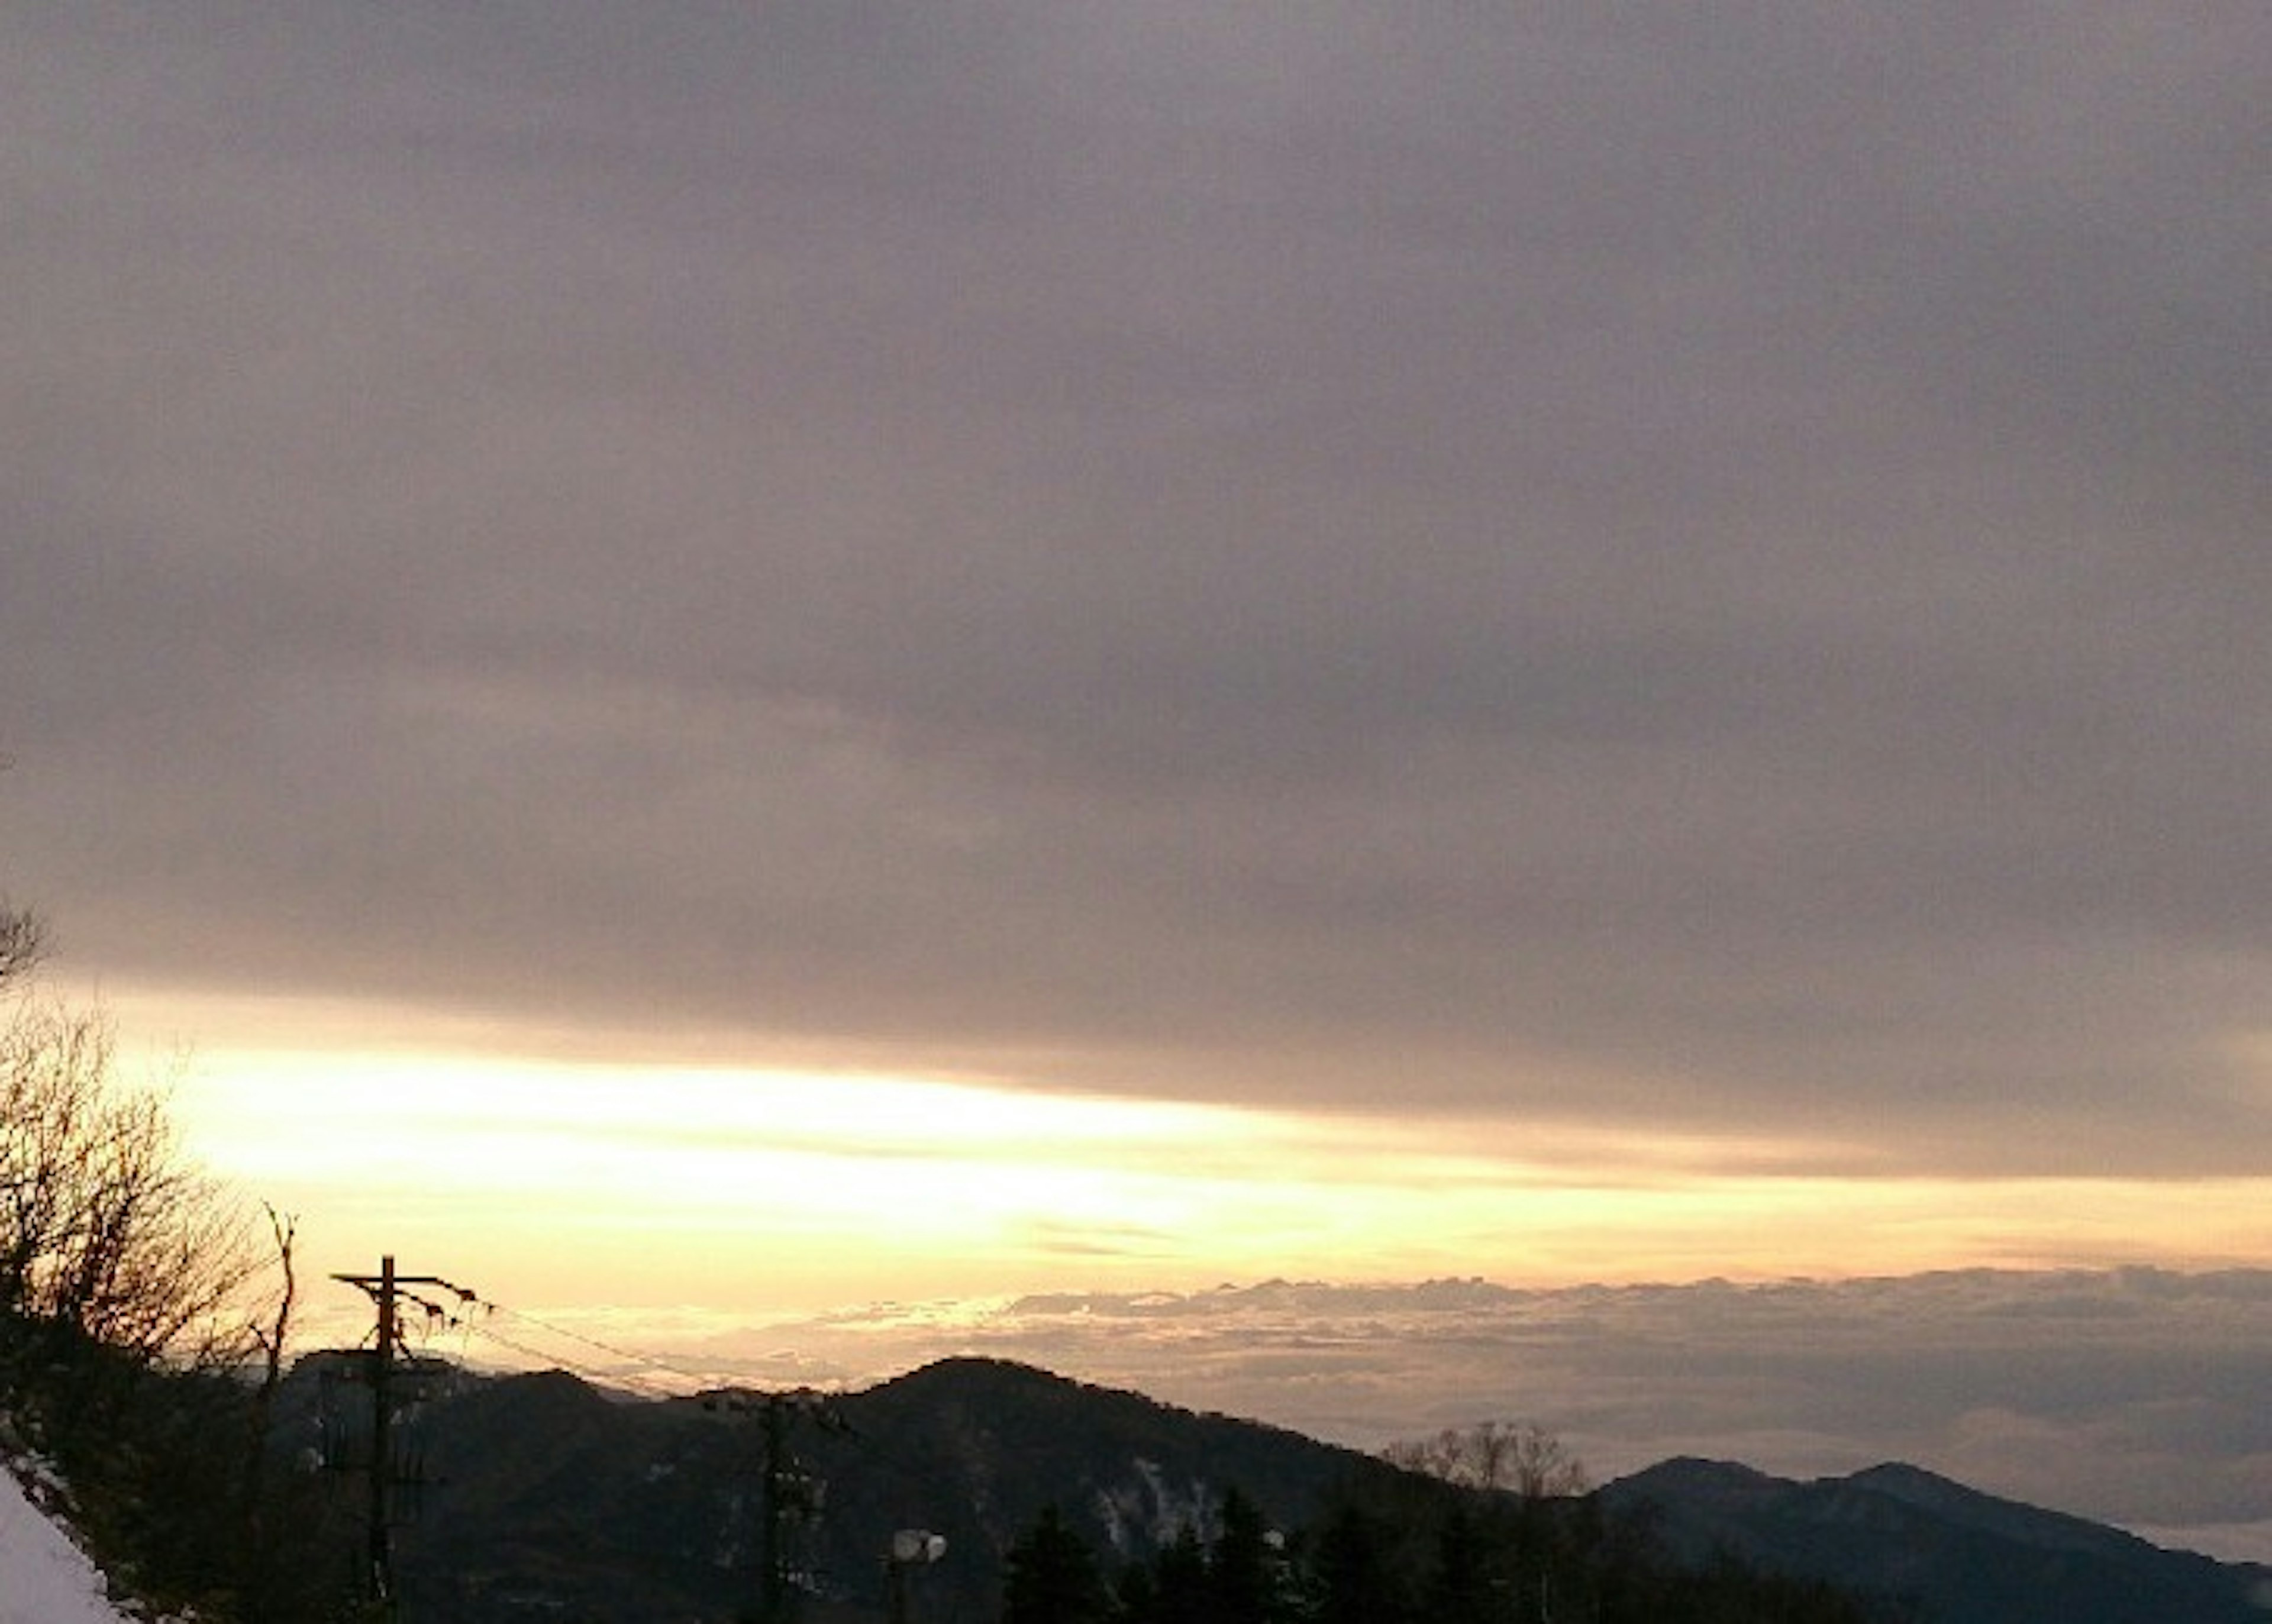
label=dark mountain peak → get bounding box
[1605,1456,2270,1624]
[1615,1456,1785,1505]
[1843,1460,1963,1496]
[887,1354,1071,1393]
[1836,1461,2155,1561]
[870,1355,1318,1442]
[871,1356,1163,1425]
[447,1365,615,1428]
[496,1365,604,1404]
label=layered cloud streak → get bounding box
[4,7,2269,1174]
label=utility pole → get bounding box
[702,1386,849,1624]
[333,1255,470,1615]
[760,1397,789,1624]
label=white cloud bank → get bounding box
[573,1268,2272,1553]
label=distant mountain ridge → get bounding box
[1603,1456,2272,1624]
[382,1355,1422,1622]
[306,1354,2272,1623]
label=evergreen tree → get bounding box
[1002,1504,1110,1624]
[1310,1502,1408,1624]
[1427,1502,1500,1624]
[1125,1525,1209,1624]
[1208,1487,1277,1624]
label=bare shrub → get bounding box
[1382,1419,1592,1498]
[1,998,254,1364]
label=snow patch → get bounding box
[1093,1457,1216,1554]
[1,1459,134,1624]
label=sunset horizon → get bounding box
[97,973,2272,1332]
[6,0,2268,1587]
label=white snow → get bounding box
[0,1460,133,1624]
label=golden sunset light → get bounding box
[7,5,2271,1603]
[140,1007,2272,1338]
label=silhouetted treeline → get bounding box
[2,887,362,1619]
[2,1316,375,1622]
[1002,1477,1909,1624]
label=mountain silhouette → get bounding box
[1603,1456,2272,1624]
[293,1356,2272,1623]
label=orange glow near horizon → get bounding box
[135,1000,2272,1344]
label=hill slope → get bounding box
[1602,1457,2272,1624]
[386,1356,1416,1622]
[281,1355,2272,1624]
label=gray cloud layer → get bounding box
[697,1270,2272,1549]
[4,5,2269,1170]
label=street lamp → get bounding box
[885,1528,947,1624]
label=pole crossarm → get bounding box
[330,1255,477,1616]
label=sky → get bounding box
[3,0,2271,1504]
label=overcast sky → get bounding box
[5,5,2270,1187]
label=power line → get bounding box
[343,1263,719,1400]
[479,1299,719,1393]
[456,1313,682,1403]
[335,1257,921,1624]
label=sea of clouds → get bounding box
[650,1268,2272,1562]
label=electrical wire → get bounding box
[338,1267,816,1409]
[469,1305,712,1402]
[455,1314,683,1403]
[479,1299,720,1393]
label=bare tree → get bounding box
[0,752,46,991]
[250,1203,298,1397]
[1382,1419,1591,1499]
[0,996,102,1321]
[0,900,41,990]
[241,1205,298,1579]
[0,998,255,1364]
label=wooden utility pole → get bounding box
[333,1255,466,1614]
[761,1397,789,1624]
[701,1386,848,1624]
